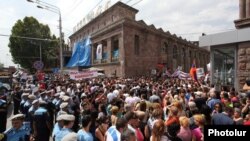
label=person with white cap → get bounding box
[39,91,47,102]
[33,100,51,141]
[57,102,69,116]
[52,93,60,105]
[2,114,31,141]
[55,114,75,141]
[23,95,36,121]
[27,99,39,133]
[52,112,67,140]
[20,93,29,114]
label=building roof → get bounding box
[69,1,138,38]
[199,27,250,47]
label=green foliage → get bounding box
[0,62,3,68]
[8,16,59,71]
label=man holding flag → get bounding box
[190,60,198,82]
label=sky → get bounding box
[0,0,238,67]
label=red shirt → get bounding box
[244,121,250,125]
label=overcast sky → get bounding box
[0,0,238,67]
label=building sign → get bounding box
[73,0,111,33]
[69,70,99,80]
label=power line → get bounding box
[88,0,105,14]
[131,0,143,6]
[63,0,85,16]
[0,34,58,42]
[125,0,134,4]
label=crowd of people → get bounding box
[0,73,250,141]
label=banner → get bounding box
[196,68,205,78]
[69,70,99,80]
[207,63,211,71]
[178,71,191,80]
[96,44,102,60]
[66,36,92,67]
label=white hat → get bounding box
[56,113,67,121]
[61,132,77,141]
[28,95,36,100]
[76,83,81,88]
[60,91,65,96]
[11,114,25,121]
[22,93,29,97]
[81,93,87,98]
[54,93,60,97]
[62,96,70,101]
[195,91,202,96]
[61,114,75,121]
[40,91,46,95]
[32,99,39,105]
[39,100,47,105]
[60,102,68,109]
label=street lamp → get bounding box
[27,0,63,71]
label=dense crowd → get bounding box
[0,74,250,141]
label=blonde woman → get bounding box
[177,116,192,141]
[150,119,167,141]
[192,114,205,141]
[111,106,119,126]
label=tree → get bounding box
[0,62,3,68]
[8,16,59,71]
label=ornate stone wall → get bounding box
[238,42,250,90]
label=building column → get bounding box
[240,0,246,19]
[118,36,124,77]
[246,0,250,17]
[107,38,112,63]
[91,43,95,65]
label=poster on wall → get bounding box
[96,44,103,60]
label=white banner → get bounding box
[196,68,205,78]
[69,70,99,80]
[96,44,102,60]
[207,63,210,71]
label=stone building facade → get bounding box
[68,2,209,77]
[199,0,250,91]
